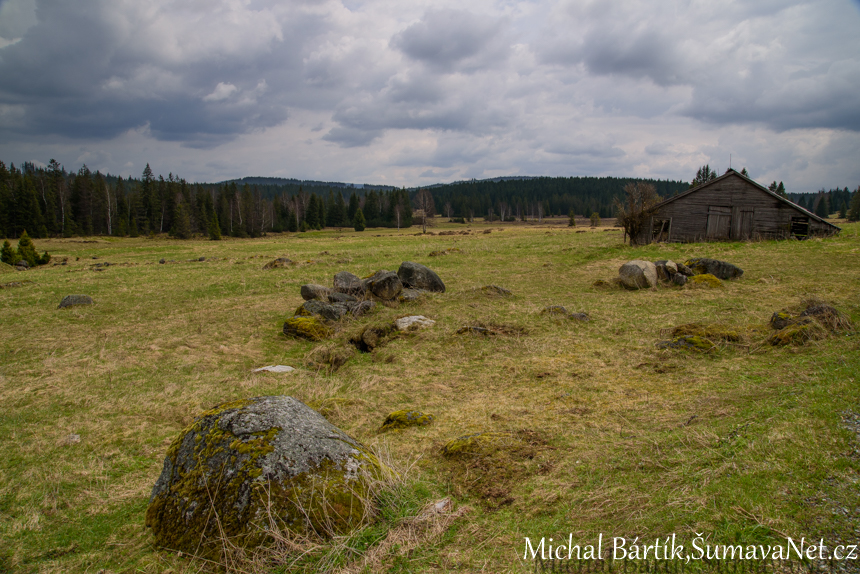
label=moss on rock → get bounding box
[687,273,723,288]
[283,316,333,341]
[380,410,435,431]
[145,396,391,556]
[767,322,826,346]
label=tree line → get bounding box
[1,159,857,240]
[0,160,413,239]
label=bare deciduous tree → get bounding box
[614,182,662,245]
[414,189,435,234]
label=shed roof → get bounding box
[654,169,841,231]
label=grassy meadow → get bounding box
[1,219,859,573]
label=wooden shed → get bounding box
[635,169,840,244]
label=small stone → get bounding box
[656,335,715,351]
[541,305,569,316]
[398,288,426,302]
[59,294,94,309]
[672,273,687,286]
[65,434,81,445]
[159,258,166,264]
[348,300,376,318]
[677,263,694,276]
[252,365,296,373]
[394,315,435,331]
[441,431,514,456]
[569,312,590,322]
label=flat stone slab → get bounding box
[252,365,296,373]
[394,315,436,331]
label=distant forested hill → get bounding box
[430,176,689,219]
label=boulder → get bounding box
[381,410,435,431]
[569,312,590,322]
[397,262,445,293]
[769,311,796,330]
[541,305,569,316]
[333,271,365,295]
[677,263,694,276]
[295,300,346,322]
[328,292,357,304]
[618,260,657,289]
[145,396,390,554]
[672,273,687,286]
[350,324,394,352]
[301,284,331,301]
[15,260,29,269]
[394,315,435,331]
[283,316,332,341]
[363,270,403,300]
[58,294,94,309]
[655,263,671,282]
[684,258,744,280]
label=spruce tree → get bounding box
[347,192,359,222]
[16,230,40,267]
[848,190,860,222]
[568,209,576,227]
[1,240,18,265]
[839,201,848,220]
[171,203,192,239]
[208,212,222,240]
[306,195,320,229]
[590,212,601,227]
[353,208,366,231]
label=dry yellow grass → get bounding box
[0,220,858,572]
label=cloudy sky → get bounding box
[0,0,858,191]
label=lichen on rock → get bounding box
[145,396,391,556]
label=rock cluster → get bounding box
[285,262,444,342]
[616,258,741,290]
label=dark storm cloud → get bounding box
[0,0,324,144]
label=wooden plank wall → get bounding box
[635,175,838,243]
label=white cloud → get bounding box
[203,82,239,102]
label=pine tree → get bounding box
[353,208,366,232]
[208,212,222,240]
[1,240,18,264]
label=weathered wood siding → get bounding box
[635,174,838,243]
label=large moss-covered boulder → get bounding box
[284,316,332,341]
[684,258,743,280]
[145,396,389,555]
[618,260,657,289]
[397,262,445,293]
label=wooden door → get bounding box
[740,209,754,239]
[706,206,731,239]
